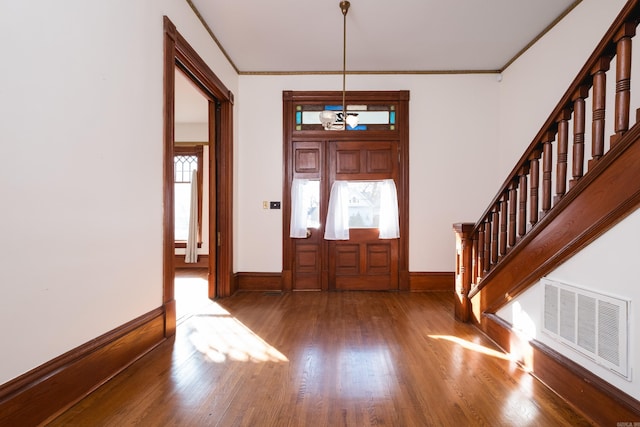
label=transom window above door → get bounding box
[294,104,397,131]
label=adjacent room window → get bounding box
[174,145,203,245]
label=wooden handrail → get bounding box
[454,0,640,321]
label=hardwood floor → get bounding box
[49,291,592,426]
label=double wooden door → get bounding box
[283,90,409,292]
[287,139,401,291]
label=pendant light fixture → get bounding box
[319,1,359,130]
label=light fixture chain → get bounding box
[342,1,348,119]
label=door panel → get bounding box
[330,229,398,291]
[334,244,359,275]
[295,243,320,274]
[367,149,394,173]
[367,244,391,274]
[336,150,360,174]
[291,141,323,290]
[332,141,397,180]
[329,141,399,291]
[294,142,322,177]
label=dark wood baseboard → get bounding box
[174,253,209,269]
[482,313,640,425]
[408,272,454,291]
[236,271,453,292]
[0,308,166,426]
[235,272,283,291]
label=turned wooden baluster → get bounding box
[499,195,508,256]
[472,235,479,284]
[529,149,542,227]
[483,215,492,271]
[508,180,517,247]
[590,58,610,168]
[491,208,499,265]
[518,165,529,237]
[570,86,588,188]
[613,22,635,146]
[478,222,486,275]
[541,132,554,216]
[555,109,571,203]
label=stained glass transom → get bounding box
[295,104,397,131]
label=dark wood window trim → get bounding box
[174,145,204,248]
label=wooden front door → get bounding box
[328,140,399,290]
[283,90,409,292]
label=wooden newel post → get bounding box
[453,223,474,322]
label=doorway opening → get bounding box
[163,16,234,336]
[173,66,211,322]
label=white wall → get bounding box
[497,209,640,400]
[0,0,238,385]
[236,74,500,273]
[497,0,628,177]
[175,123,208,142]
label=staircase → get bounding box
[453,0,640,423]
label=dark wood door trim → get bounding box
[282,91,409,291]
[163,17,235,337]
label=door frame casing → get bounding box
[163,17,235,336]
[282,90,410,291]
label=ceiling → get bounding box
[189,0,580,74]
[175,68,209,124]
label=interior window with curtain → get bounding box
[174,146,203,244]
[290,179,320,238]
[324,179,399,240]
[324,181,351,240]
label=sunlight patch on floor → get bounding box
[428,335,513,361]
[188,304,289,364]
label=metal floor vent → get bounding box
[542,278,631,380]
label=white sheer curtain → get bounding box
[324,181,350,240]
[290,178,308,238]
[378,179,400,239]
[185,169,199,263]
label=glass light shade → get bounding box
[345,113,359,129]
[319,110,337,130]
